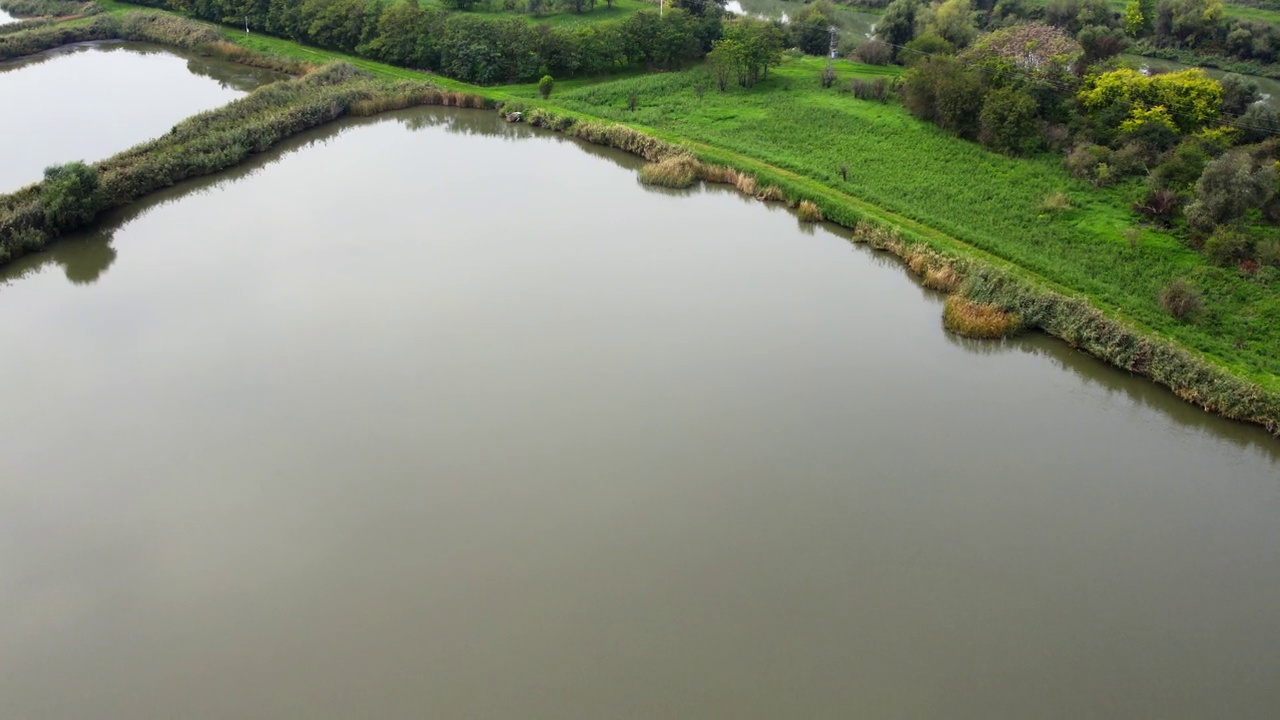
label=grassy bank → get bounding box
[0,62,485,267]
[499,101,1280,432]
[525,58,1280,389]
[0,0,99,18]
[0,10,312,70]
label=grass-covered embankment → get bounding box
[0,62,486,267]
[528,59,1280,387]
[498,92,1280,434]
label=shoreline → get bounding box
[0,4,1276,436]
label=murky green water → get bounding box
[0,106,1277,719]
[1123,53,1280,108]
[0,42,283,192]
[727,0,879,44]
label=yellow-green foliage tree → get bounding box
[1078,68,1222,134]
[1123,0,1145,37]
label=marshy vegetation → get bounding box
[638,154,702,188]
[0,63,484,267]
[0,0,98,18]
[942,296,1021,339]
[0,10,310,71]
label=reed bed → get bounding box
[942,296,1021,339]
[638,155,701,189]
[0,0,97,18]
[797,200,823,222]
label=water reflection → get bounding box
[5,103,1277,459]
[1,104,1277,719]
[944,329,1280,461]
[0,40,284,90]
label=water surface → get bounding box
[1124,53,1280,108]
[0,42,282,192]
[0,107,1277,720]
[728,0,879,43]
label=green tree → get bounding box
[1123,0,1145,37]
[538,74,554,98]
[359,0,439,68]
[1185,150,1276,231]
[1119,104,1179,149]
[1078,68,1222,135]
[875,0,919,60]
[41,162,104,233]
[916,0,977,49]
[901,32,954,66]
[1220,73,1260,116]
[903,56,983,137]
[979,87,1041,155]
[1078,24,1127,63]
[707,37,739,90]
[1238,102,1280,143]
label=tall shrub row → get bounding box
[122,0,712,83]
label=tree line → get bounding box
[125,0,725,83]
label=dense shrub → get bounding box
[1041,191,1072,212]
[1256,238,1280,266]
[122,0,709,84]
[1204,225,1254,266]
[820,62,836,88]
[1065,143,1115,186]
[852,38,892,65]
[978,87,1041,155]
[1158,278,1204,320]
[1185,150,1276,231]
[40,162,103,232]
[1237,102,1280,143]
[1134,187,1180,226]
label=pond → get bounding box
[0,106,1277,719]
[727,0,879,45]
[0,41,284,192]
